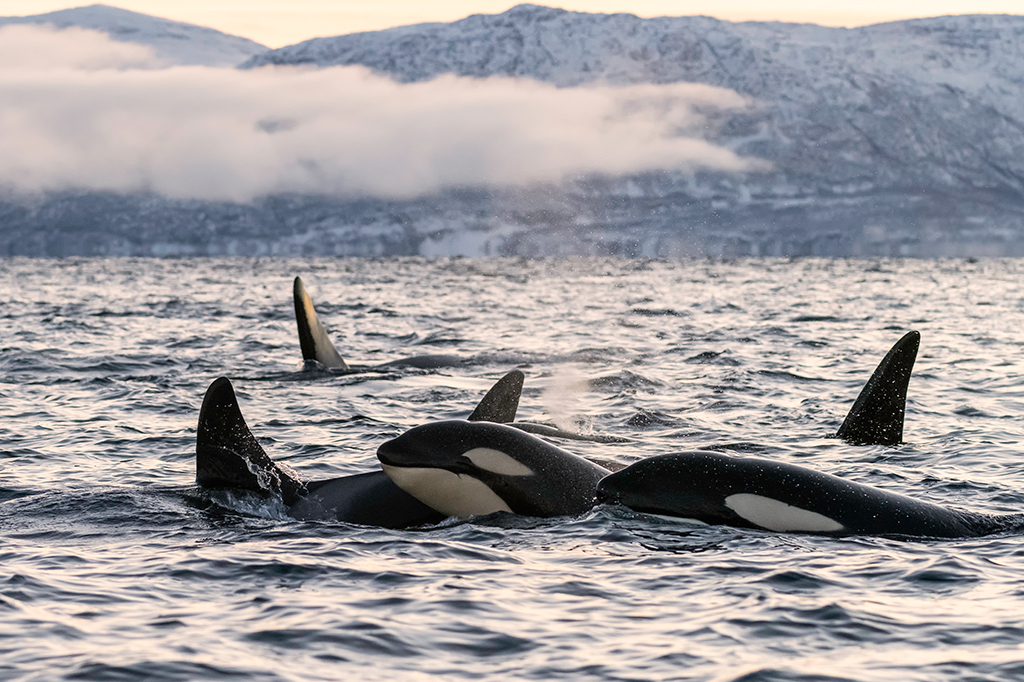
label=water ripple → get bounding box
[3,258,1024,681]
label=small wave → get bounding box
[954,405,990,418]
[631,307,686,317]
[789,314,845,323]
[626,409,684,428]
[588,370,664,392]
[756,369,824,383]
[683,350,740,366]
[411,330,467,346]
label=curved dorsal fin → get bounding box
[196,377,305,504]
[293,276,348,370]
[835,331,920,446]
[467,370,524,423]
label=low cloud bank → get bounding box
[0,24,164,70]
[0,25,766,202]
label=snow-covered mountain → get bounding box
[242,6,1024,256]
[3,4,1024,257]
[244,5,1024,199]
[0,4,266,66]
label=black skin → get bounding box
[834,331,919,446]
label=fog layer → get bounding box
[0,25,765,201]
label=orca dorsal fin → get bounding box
[196,377,306,504]
[835,331,920,446]
[293,276,348,370]
[467,370,524,423]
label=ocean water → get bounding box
[3,257,1024,681]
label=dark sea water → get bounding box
[3,257,1024,681]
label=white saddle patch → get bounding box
[725,493,844,533]
[381,464,513,518]
[464,448,534,477]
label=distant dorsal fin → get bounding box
[835,331,920,446]
[196,377,306,505]
[293,276,348,370]
[467,370,524,423]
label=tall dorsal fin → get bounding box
[293,276,348,370]
[196,377,306,505]
[835,331,920,446]
[467,370,524,423]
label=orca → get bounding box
[377,420,610,518]
[833,331,919,446]
[193,368,603,526]
[196,376,444,528]
[293,276,464,372]
[596,451,1022,538]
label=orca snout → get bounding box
[377,420,550,475]
[376,420,469,468]
[376,435,405,466]
[595,477,622,505]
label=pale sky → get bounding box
[4,0,1024,47]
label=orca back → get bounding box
[291,471,445,528]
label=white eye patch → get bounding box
[463,448,534,476]
[381,464,513,518]
[725,493,844,533]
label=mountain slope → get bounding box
[0,3,267,66]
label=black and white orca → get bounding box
[293,276,464,372]
[596,451,1022,538]
[377,420,610,518]
[193,369,590,526]
[833,330,919,446]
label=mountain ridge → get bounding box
[0,3,267,66]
